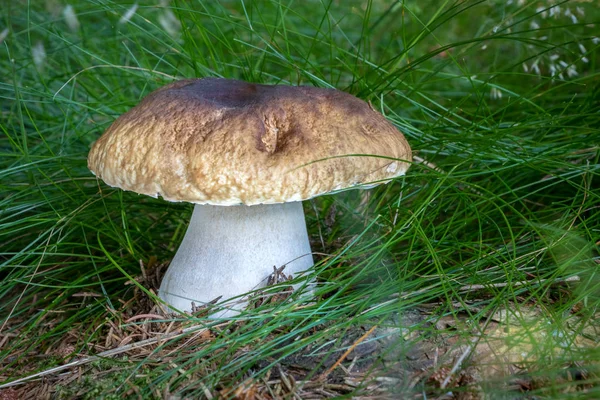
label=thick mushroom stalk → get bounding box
[158,202,314,316]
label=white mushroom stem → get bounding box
[158,202,314,317]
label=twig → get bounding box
[440,337,479,389]
[319,325,377,380]
[0,324,209,388]
[458,275,580,292]
[440,310,497,390]
[124,314,168,323]
[413,155,444,173]
[440,338,477,390]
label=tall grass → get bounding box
[1,0,599,398]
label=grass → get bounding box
[1,0,599,398]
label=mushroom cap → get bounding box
[88,78,412,205]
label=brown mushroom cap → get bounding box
[87,78,412,205]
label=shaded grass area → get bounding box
[1,0,599,398]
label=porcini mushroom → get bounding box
[88,78,411,316]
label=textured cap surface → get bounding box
[88,78,412,205]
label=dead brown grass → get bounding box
[1,262,598,399]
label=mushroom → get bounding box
[88,78,412,316]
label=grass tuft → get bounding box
[1,0,599,398]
